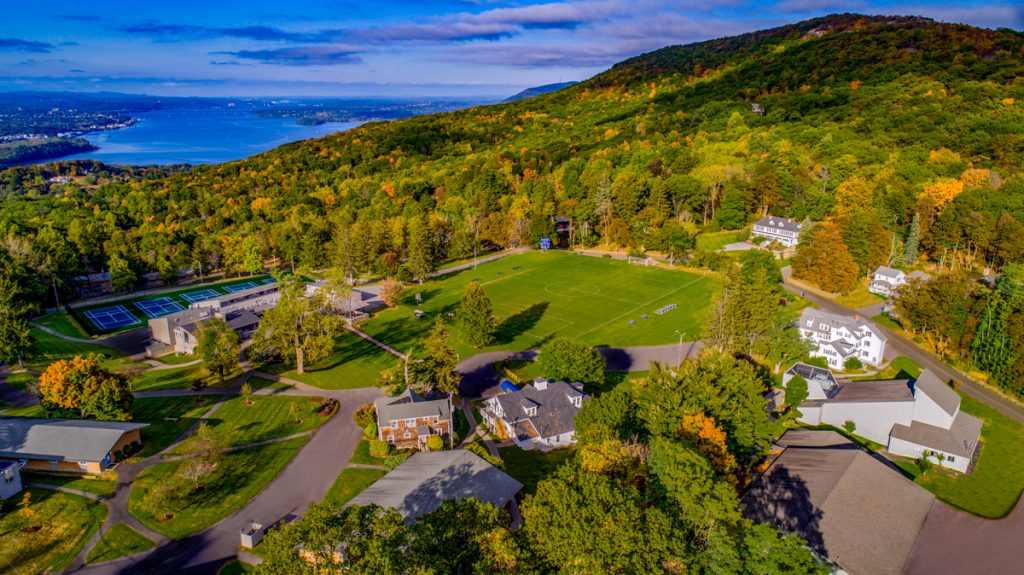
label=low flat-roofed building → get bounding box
[347,450,522,522]
[741,429,935,575]
[0,417,148,474]
[0,461,22,500]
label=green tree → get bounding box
[196,317,240,385]
[252,275,343,374]
[37,356,134,421]
[784,374,809,412]
[108,253,136,292]
[538,337,606,386]
[407,215,434,283]
[412,317,461,395]
[0,277,33,368]
[459,282,496,348]
[902,212,921,265]
[178,421,226,491]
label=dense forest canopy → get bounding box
[0,14,1022,306]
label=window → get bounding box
[405,418,416,427]
[948,456,955,463]
[403,431,412,439]
[387,435,394,443]
[389,420,397,428]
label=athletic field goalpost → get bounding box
[627,256,653,266]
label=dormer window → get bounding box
[525,406,537,417]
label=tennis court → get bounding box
[180,288,222,303]
[135,297,186,319]
[84,305,140,331]
[261,277,277,285]
[223,282,258,293]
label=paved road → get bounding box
[781,270,1024,425]
[456,342,702,398]
[69,385,381,575]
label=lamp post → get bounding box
[675,330,685,366]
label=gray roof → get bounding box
[225,309,260,330]
[913,370,960,417]
[0,417,148,463]
[741,430,935,575]
[874,266,904,279]
[799,308,885,342]
[830,379,914,403]
[492,380,587,440]
[375,389,452,424]
[211,282,279,304]
[891,410,983,459]
[754,215,801,233]
[785,363,838,388]
[347,450,522,521]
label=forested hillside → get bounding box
[2,15,1023,355]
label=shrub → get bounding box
[426,435,444,451]
[363,423,378,439]
[354,403,376,428]
[842,420,856,434]
[384,452,413,470]
[465,441,503,469]
[368,439,390,458]
[844,357,863,371]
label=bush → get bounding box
[363,423,377,439]
[354,403,376,428]
[383,452,413,470]
[844,357,863,371]
[842,420,857,434]
[465,441,503,469]
[805,356,829,369]
[426,435,444,451]
[368,439,390,458]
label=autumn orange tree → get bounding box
[37,356,134,421]
[792,223,860,293]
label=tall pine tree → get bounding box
[459,282,496,348]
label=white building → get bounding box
[0,461,22,500]
[751,215,802,248]
[786,366,982,473]
[798,309,886,370]
[870,266,906,297]
[481,378,588,451]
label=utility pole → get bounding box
[675,330,685,366]
[52,277,61,311]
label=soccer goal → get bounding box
[628,256,653,266]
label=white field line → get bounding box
[574,276,707,340]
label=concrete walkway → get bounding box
[344,325,408,360]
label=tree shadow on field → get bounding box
[496,302,549,344]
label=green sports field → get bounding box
[362,251,719,356]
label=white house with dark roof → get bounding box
[798,308,886,369]
[784,367,981,473]
[481,378,588,451]
[751,215,802,248]
[870,266,906,297]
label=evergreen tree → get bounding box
[407,216,434,283]
[459,282,496,348]
[413,317,461,395]
[903,212,921,266]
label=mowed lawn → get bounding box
[86,523,155,564]
[0,488,107,575]
[132,395,221,458]
[363,251,718,357]
[130,437,307,538]
[323,467,387,506]
[168,395,331,454]
[259,330,400,389]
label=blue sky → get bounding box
[1,0,1021,98]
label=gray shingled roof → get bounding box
[799,308,885,343]
[375,389,451,424]
[0,417,148,463]
[741,430,935,575]
[874,266,904,279]
[347,450,522,521]
[913,370,960,417]
[492,380,587,439]
[225,309,260,329]
[891,410,983,459]
[830,379,914,403]
[754,215,801,233]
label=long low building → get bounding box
[347,450,522,522]
[0,417,148,474]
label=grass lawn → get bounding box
[170,395,331,453]
[363,251,718,358]
[85,523,155,564]
[2,403,46,417]
[151,353,199,366]
[598,371,649,395]
[696,229,748,252]
[22,471,117,498]
[833,279,885,309]
[349,439,388,465]
[0,488,107,575]
[854,356,922,381]
[872,313,902,330]
[323,467,387,506]
[246,376,292,391]
[131,363,239,392]
[5,371,36,391]
[25,328,126,373]
[218,560,256,575]
[907,393,1024,518]
[130,436,307,538]
[131,395,221,458]
[498,445,575,495]
[36,310,92,339]
[259,330,399,389]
